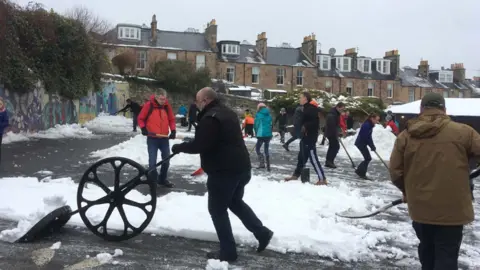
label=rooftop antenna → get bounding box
[317,42,322,53]
[328,48,336,57]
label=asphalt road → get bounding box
[0,131,477,269]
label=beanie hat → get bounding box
[257,103,266,110]
[421,92,445,108]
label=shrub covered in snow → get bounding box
[269,88,386,118]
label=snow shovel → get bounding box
[374,151,389,170]
[339,139,356,169]
[335,168,480,219]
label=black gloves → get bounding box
[370,146,376,152]
[169,130,176,139]
[141,128,148,136]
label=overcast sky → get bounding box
[14,0,480,78]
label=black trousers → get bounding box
[207,170,269,257]
[326,136,340,163]
[187,120,197,131]
[245,124,254,137]
[293,140,326,180]
[355,144,371,176]
[412,221,463,270]
[132,113,138,131]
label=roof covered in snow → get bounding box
[399,67,473,91]
[388,98,480,117]
[217,44,315,67]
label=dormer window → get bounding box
[118,26,141,41]
[376,59,391,74]
[335,57,351,72]
[358,58,371,73]
[221,44,240,55]
[316,55,331,70]
[439,71,453,83]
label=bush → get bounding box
[149,60,211,95]
[269,88,386,118]
[111,52,136,75]
[0,1,107,99]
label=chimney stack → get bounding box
[344,47,358,71]
[204,19,217,51]
[473,76,480,81]
[151,15,157,42]
[256,32,267,59]
[300,33,317,64]
[417,60,429,78]
[451,63,466,83]
[384,49,400,78]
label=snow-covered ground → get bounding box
[341,124,396,161]
[83,113,138,134]
[2,124,94,144]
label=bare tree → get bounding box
[65,6,111,35]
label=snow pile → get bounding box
[90,134,200,167]
[0,194,67,243]
[50,242,61,250]
[340,124,396,161]
[84,113,136,133]
[2,124,93,144]
[96,249,123,264]
[206,259,229,270]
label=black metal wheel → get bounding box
[76,157,157,241]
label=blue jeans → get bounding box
[255,137,271,156]
[147,137,170,183]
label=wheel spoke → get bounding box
[98,203,116,227]
[110,160,126,192]
[123,198,152,215]
[119,175,141,196]
[81,194,111,208]
[90,169,111,195]
[116,204,136,235]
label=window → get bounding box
[443,90,449,98]
[196,55,205,70]
[439,71,454,83]
[296,70,303,86]
[367,82,374,96]
[226,66,235,82]
[136,51,147,70]
[346,81,353,96]
[459,91,464,98]
[167,53,177,60]
[408,88,415,102]
[276,68,285,85]
[252,67,260,84]
[221,44,240,55]
[358,58,371,73]
[335,57,351,72]
[376,59,391,74]
[387,83,393,98]
[118,27,141,40]
[325,80,332,92]
[317,55,331,70]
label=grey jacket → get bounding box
[293,105,304,129]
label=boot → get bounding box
[266,155,271,172]
[325,161,337,168]
[257,153,265,169]
[284,175,299,181]
[315,179,328,185]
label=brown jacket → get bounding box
[389,108,480,225]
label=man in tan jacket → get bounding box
[389,92,480,270]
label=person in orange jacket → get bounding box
[385,114,399,136]
[137,89,176,188]
[243,110,255,137]
[339,111,347,137]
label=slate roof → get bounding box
[103,25,212,52]
[217,44,315,67]
[317,55,396,80]
[399,67,473,91]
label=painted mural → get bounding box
[42,93,78,129]
[78,81,129,124]
[0,82,44,133]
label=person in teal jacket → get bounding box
[254,103,273,171]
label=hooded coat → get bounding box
[254,107,273,138]
[389,108,480,225]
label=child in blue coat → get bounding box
[0,97,9,164]
[254,103,273,171]
[354,113,379,179]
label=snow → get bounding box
[2,124,94,144]
[264,89,287,93]
[388,98,480,117]
[206,259,229,270]
[90,134,200,167]
[50,242,61,250]
[84,113,136,133]
[96,249,123,264]
[340,124,396,161]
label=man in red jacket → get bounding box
[137,89,176,188]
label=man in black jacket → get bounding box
[171,87,273,262]
[324,102,345,168]
[283,104,303,151]
[187,101,198,132]
[275,108,287,143]
[115,99,142,132]
[284,92,327,185]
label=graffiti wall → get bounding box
[78,81,129,124]
[42,93,78,130]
